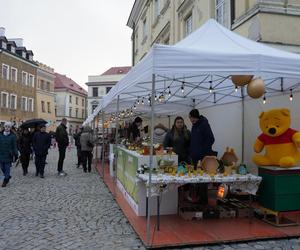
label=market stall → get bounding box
[85,19,300,247]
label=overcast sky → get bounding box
[0,0,135,89]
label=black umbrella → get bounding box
[20,118,48,129]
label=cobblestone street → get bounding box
[0,147,300,250]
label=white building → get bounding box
[86,67,131,117]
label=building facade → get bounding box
[36,62,56,131]
[0,27,37,125]
[128,0,300,65]
[86,67,131,117]
[54,73,87,134]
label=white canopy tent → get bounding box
[85,19,300,246]
[84,19,300,124]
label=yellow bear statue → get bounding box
[252,108,300,167]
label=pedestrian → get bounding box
[55,118,69,176]
[163,117,191,163]
[32,125,51,178]
[73,126,83,168]
[18,128,32,175]
[80,126,95,173]
[0,122,18,187]
[189,109,215,166]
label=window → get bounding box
[92,87,98,97]
[21,96,27,111]
[69,95,72,103]
[28,55,33,61]
[154,0,160,18]
[82,98,84,106]
[47,102,51,113]
[69,107,72,117]
[22,71,28,85]
[106,87,112,94]
[76,97,78,105]
[216,0,225,25]
[1,92,9,108]
[82,109,85,118]
[41,101,45,112]
[185,14,193,36]
[46,82,50,91]
[75,108,78,118]
[10,94,17,109]
[28,98,34,112]
[92,105,97,112]
[2,41,7,49]
[2,64,9,80]
[55,108,57,116]
[11,46,15,53]
[11,67,17,82]
[22,51,26,58]
[143,18,148,40]
[28,74,34,87]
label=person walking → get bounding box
[32,125,51,178]
[163,117,191,163]
[18,128,32,175]
[80,126,95,173]
[73,126,83,168]
[0,122,18,187]
[55,118,69,176]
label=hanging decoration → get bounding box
[231,75,253,86]
[247,78,265,99]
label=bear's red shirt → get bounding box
[258,128,298,145]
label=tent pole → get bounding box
[114,96,120,196]
[102,111,105,179]
[147,74,155,246]
[241,86,245,163]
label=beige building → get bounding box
[0,27,37,126]
[54,73,87,134]
[36,62,56,131]
[86,67,131,117]
[128,0,300,65]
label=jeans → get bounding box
[81,151,93,172]
[35,154,47,176]
[57,146,66,172]
[0,162,12,179]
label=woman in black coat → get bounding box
[18,128,32,175]
[163,116,191,163]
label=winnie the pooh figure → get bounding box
[252,108,300,167]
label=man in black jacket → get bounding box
[189,109,215,166]
[128,117,143,142]
[32,125,51,178]
[55,118,69,176]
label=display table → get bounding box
[137,173,262,196]
[116,146,178,216]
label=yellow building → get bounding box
[0,27,37,126]
[128,0,300,65]
[36,62,56,131]
[54,73,87,134]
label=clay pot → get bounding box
[247,78,265,99]
[202,156,219,175]
[231,75,253,86]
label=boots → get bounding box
[2,177,10,187]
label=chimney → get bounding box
[0,27,5,36]
[11,38,23,47]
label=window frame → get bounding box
[11,67,18,82]
[22,71,28,85]
[2,63,9,80]
[10,94,17,110]
[185,14,193,37]
[47,102,51,113]
[92,87,98,97]
[1,92,9,108]
[41,101,45,112]
[28,74,35,87]
[28,98,34,112]
[21,96,28,111]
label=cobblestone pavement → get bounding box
[0,147,299,250]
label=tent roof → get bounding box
[84,19,300,124]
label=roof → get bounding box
[54,73,87,96]
[101,67,131,76]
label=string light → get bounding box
[209,75,213,93]
[148,96,151,103]
[137,97,140,105]
[290,89,293,101]
[235,86,238,92]
[263,95,266,104]
[141,98,144,105]
[181,82,185,93]
[168,87,171,97]
[133,104,136,109]
[154,94,157,101]
[130,109,133,115]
